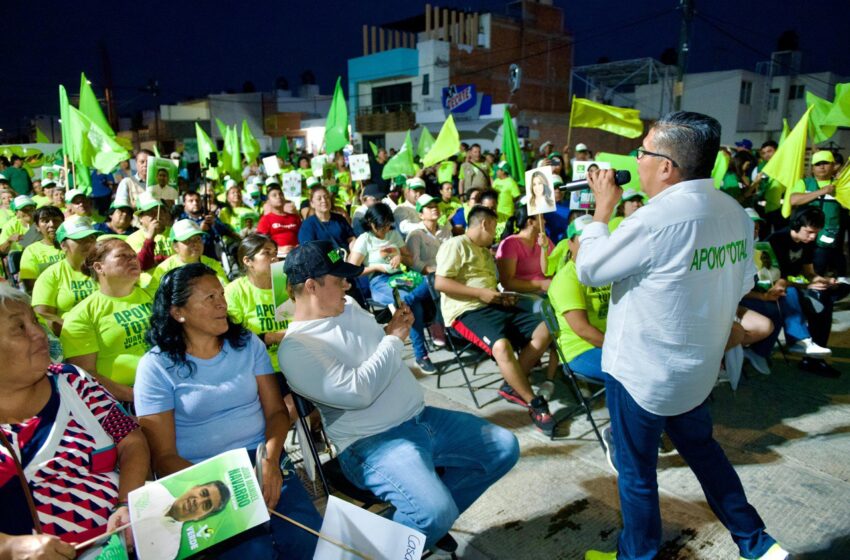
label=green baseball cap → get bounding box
[496,161,511,174]
[136,192,163,213]
[12,195,36,211]
[415,194,439,212]
[566,214,593,240]
[169,219,206,242]
[56,217,100,243]
[621,189,646,202]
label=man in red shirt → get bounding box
[257,185,301,254]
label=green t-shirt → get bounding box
[548,260,611,363]
[146,254,229,293]
[437,198,462,227]
[60,287,153,385]
[219,206,255,233]
[125,229,174,265]
[0,218,29,252]
[19,242,65,280]
[492,177,521,221]
[32,195,51,208]
[435,234,498,325]
[0,207,14,229]
[225,276,288,371]
[31,259,96,316]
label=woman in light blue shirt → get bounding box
[134,262,321,559]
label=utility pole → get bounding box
[674,0,694,110]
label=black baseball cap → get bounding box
[284,240,363,286]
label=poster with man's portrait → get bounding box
[129,449,268,560]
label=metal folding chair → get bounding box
[537,298,606,449]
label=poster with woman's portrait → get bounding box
[524,165,557,216]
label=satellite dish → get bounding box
[509,64,521,93]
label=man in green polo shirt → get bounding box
[788,150,847,276]
[4,155,32,195]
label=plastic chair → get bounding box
[537,298,606,449]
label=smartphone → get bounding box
[392,287,403,309]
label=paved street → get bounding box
[397,306,850,559]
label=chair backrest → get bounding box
[7,251,22,276]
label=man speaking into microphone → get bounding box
[576,112,789,560]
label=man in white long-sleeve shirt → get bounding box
[578,112,789,560]
[277,240,519,550]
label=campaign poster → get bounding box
[282,171,303,201]
[568,160,610,211]
[524,165,556,216]
[348,154,371,182]
[129,449,269,560]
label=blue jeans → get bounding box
[338,406,519,548]
[215,454,321,559]
[567,347,611,384]
[741,286,810,357]
[606,377,776,560]
[369,273,433,360]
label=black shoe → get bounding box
[415,356,438,375]
[799,357,841,378]
[434,533,458,552]
[529,396,555,436]
[498,382,529,407]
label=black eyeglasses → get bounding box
[637,147,679,168]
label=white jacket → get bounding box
[576,179,755,416]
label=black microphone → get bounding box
[559,170,631,192]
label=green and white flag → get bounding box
[129,449,269,560]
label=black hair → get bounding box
[196,481,231,519]
[146,263,249,376]
[237,233,274,273]
[790,207,825,232]
[363,202,395,231]
[501,204,533,241]
[761,140,778,150]
[464,187,482,202]
[34,205,64,223]
[652,111,721,180]
[136,149,155,158]
[731,151,757,181]
[468,205,498,227]
[479,190,499,205]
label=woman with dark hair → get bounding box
[297,186,356,252]
[225,234,288,371]
[348,202,437,373]
[18,206,64,292]
[497,204,553,293]
[60,237,152,403]
[134,263,321,559]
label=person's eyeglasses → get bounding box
[636,147,679,168]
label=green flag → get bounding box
[79,72,115,136]
[195,122,217,168]
[763,106,813,218]
[277,136,290,161]
[35,127,49,143]
[711,150,729,188]
[422,116,459,168]
[241,120,260,163]
[500,110,526,185]
[215,118,228,140]
[67,106,130,174]
[381,131,415,179]
[417,126,435,159]
[570,96,644,138]
[369,141,379,157]
[805,91,836,144]
[152,144,161,158]
[324,77,349,154]
[824,82,850,127]
[59,85,72,159]
[778,118,791,145]
[224,124,242,176]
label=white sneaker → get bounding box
[743,348,771,375]
[537,380,555,402]
[601,427,617,475]
[739,542,791,560]
[787,338,831,358]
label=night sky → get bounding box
[1,0,847,136]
